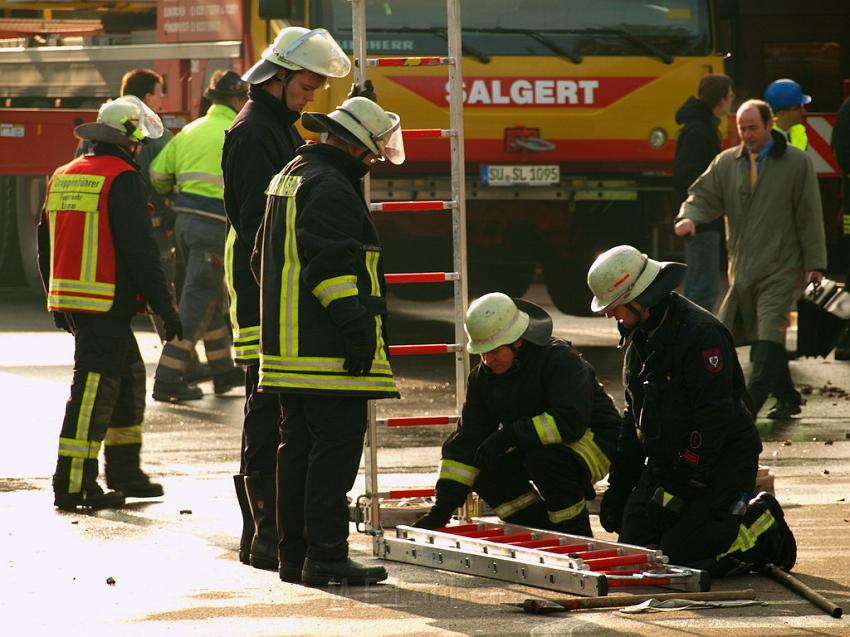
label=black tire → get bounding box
[543,255,595,317]
[468,258,535,299]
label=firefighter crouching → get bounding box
[38,96,183,510]
[587,245,797,576]
[254,97,405,585]
[414,293,620,536]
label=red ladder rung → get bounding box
[370,200,453,212]
[571,549,620,561]
[509,538,562,549]
[601,569,641,576]
[385,272,458,284]
[388,343,461,356]
[582,554,649,570]
[403,128,452,139]
[540,542,592,554]
[383,488,435,499]
[377,415,459,427]
[367,56,451,67]
[608,577,672,588]
[490,532,534,544]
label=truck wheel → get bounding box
[543,255,595,316]
[468,258,535,299]
[15,176,46,291]
[0,177,15,282]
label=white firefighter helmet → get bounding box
[73,95,164,146]
[302,96,405,164]
[242,27,351,84]
[464,292,553,354]
[587,245,689,314]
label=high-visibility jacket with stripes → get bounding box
[773,122,807,151]
[438,338,620,492]
[44,154,135,313]
[256,142,399,398]
[149,103,237,220]
[222,87,304,363]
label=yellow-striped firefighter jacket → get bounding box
[39,151,174,320]
[438,338,620,493]
[255,143,399,399]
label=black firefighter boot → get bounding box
[301,558,388,587]
[710,492,797,577]
[54,458,125,511]
[244,473,279,571]
[104,442,164,498]
[233,475,254,565]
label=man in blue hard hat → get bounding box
[764,79,811,151]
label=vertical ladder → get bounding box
[349,0,469,536]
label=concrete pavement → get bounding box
[1,290,849,636]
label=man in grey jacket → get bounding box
[675,99,826,420]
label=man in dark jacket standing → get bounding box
[413,293,620,537]
[38,96,182,509]
[672,73,734,312]
[221,27,350,571]
[830,94,850,359]
[587,245,797,577]
[256,96,405,586]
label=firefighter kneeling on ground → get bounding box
[414,293,621,536]
[587,245,797,576]
[38,96,182,509]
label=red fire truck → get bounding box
[0,0,847,315]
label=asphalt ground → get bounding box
[1,287,849,636]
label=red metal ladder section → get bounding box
[381,520,709,596]
[349,0,470,534]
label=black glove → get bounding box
[348,79,377,103]
[341,315,376,376]
[599,485,631,534]
[412,503,455,529]
[647,459,706,531]
[473,424,519,470]
[52,312,73,334]
[162,310,183,342]
[412,478,469,529]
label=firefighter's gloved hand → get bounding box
[341,315,376,376]
[474,424,518,470]
[413,478,469,528]
[599,485,631,534]
[661,457,708,502]
[348,80,377,103]
[162,310,183,342]
[647,485,687,531]
[412,503,454,529]
[52,312,73,334]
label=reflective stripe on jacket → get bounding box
[149,103,236,219]
[256,143,398,398]
[45,154,134,313]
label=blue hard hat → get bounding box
[764,79,812,111]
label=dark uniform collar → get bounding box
[619,292,681,349]
[91,142,139,170]
[248,84,301,128]
[299,142,370,181]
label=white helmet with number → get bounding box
[74,95,164,146]
[587,245,686,313]
[243,27,351,84]
[464,292,553,354]
[302,96,406,164]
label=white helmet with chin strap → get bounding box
[242,27,351,84]
[302,96,406,165]
[587,245,686,314]
[73,95,164,147]
[464,292,553,354]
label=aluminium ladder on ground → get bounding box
[384,520,710,596]
[349,0,470,535]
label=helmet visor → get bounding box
[121,95,164,141]
[375,113,405,165]
[278,28,351,78]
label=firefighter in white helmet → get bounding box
[222,26,356,574]
[38,96,181,510]
[587,245,797,576]
[253,96,404,586]
[413,292,620,536]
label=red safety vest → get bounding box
[45,154,135,313]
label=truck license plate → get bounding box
[481,165,559,186]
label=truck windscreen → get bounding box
[319,0,711,58]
